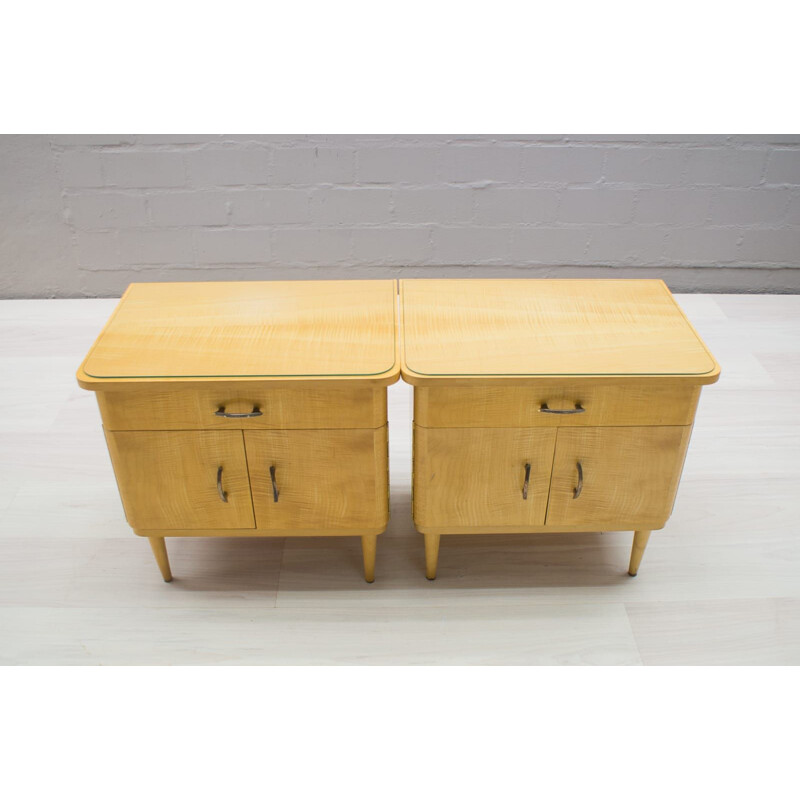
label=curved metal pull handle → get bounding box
[522,462,531,500]
[269,465,279,503]
[217,466,228,503]
[539,403,585,415]
[573,461,583,499]
[215,406,263,418]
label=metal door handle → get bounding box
[573,461,583,499]
[269,465,279,502]
[215,406,263,418]
[217,466,228,503]
[522,462,531,500]
[539,403,585,415]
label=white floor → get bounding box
[1,294,799,665]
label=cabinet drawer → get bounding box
[244,426,389,532]
[412,425,556,530]
[105,430,255,530]
[414,384,699,428]
[97,386,386,431]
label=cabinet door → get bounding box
[545,426,691,528]
[105,431,255,530]
[244,428,389,532]
[413,426,557,530]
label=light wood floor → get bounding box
[1,294,798,665]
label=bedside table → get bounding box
[399,279,720,579]
[77,280,399,583]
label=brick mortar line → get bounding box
[48,141,800,152]
[58,181,800,192]
[69,222,800,231]
[75,263,800,272]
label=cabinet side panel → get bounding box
[375,422,390,526]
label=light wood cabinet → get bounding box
[400,279,720,579]
[78,281,399,583]
[79,277,720,586]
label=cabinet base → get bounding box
[417,526,658,579]
[424,533,440,581]
[148,536,172,582]
[138,529,384,583]
[134,527,387,538]
[628,530,652,577]
[414,523,665,535]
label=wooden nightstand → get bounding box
[77,280,399,583]
[399,279,720,579]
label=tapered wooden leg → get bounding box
[148,536,172,582]
[424,533,441,580]
[361,535,377,583]
[628,530,651,576]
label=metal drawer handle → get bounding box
[215,406,263,418]
[573,461,583,499]
[522,462,531,500]
[539,403,585,415]
[269,465,279,503]
[217,466,228,503]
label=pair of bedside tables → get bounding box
[77,279,720,583]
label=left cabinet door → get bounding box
[105,431,255,530]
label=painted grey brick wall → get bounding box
[1,134,799,297]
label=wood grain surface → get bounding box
[245,427,389,531]
[400,279,720,385]
[79,280,399,386]
[414,384,700,428]
[546,426,692,528]
[98,385,387,430]
[105,430,255,530]
[413,425,557,529]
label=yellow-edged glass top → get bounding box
[83,280,397,379]
[400,279,718,378]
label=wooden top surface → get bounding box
[400,279,719,385]
[78,280,399,388]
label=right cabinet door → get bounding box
[546,426,691,529]
[244,427,389,532]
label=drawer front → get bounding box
[244,426,389,531]
[412,425,556,530]
[414,384,699,428]
[98,386,386,431]
[105,430,255,530]
[546,425,692,528]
